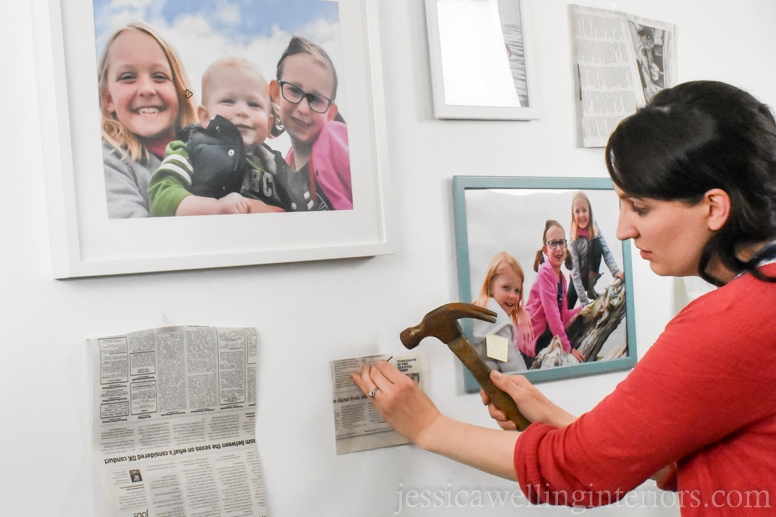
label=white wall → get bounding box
[2,0,775,515]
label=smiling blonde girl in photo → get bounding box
[567,191,624,308]
[471,252,533,372]
[98,22,197,218]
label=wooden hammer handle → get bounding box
[448,336,531,431]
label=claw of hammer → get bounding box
[400,302,531,431]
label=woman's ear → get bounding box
[705,188,731,231]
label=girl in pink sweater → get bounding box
[524,220,584,365]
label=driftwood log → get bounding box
[531,279,627,369]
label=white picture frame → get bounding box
[33,0,393,278]
[424,0,540,120]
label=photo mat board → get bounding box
[33,0,392,278]
[453,176,637,390]
[424,0,540,120]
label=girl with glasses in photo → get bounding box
[523,220,585,367]
[270,35,353,211]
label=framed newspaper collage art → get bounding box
[570,4,677,147]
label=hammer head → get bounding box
[400,302,497,349]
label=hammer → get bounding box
[400,302,531,431]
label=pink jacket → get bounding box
[524,260,581,354]
[286,121,352,210]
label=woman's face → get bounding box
[615,185,714,277]
[543,224,567,271]
[103,30,180,146]
[572,197,590,230]
[489,268,523,316]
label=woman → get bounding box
[351,81,776,515]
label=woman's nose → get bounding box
[616,210,636,241]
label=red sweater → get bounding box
[515,263,776,515]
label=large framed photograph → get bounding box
[34,0,392,278]
[453,176,636,390]
[424,0,539,120]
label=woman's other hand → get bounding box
[481,371,577,429]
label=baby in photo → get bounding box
[149,57,313,216]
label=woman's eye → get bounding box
[153,73,170,82]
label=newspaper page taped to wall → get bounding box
[90,326,268,517]
[331,355,423,454]
[570,4,677,147]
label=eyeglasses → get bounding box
[278,81,333,113]
[546,239,567,249]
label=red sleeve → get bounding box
[514,268,776,508]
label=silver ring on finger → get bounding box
[368,387,380,398]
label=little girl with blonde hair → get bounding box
[567,191,624,307]
[98,22,197,218]
[471,252,533,372]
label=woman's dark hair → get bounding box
[605,80,776,284]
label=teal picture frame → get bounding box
[453,176,637,391]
